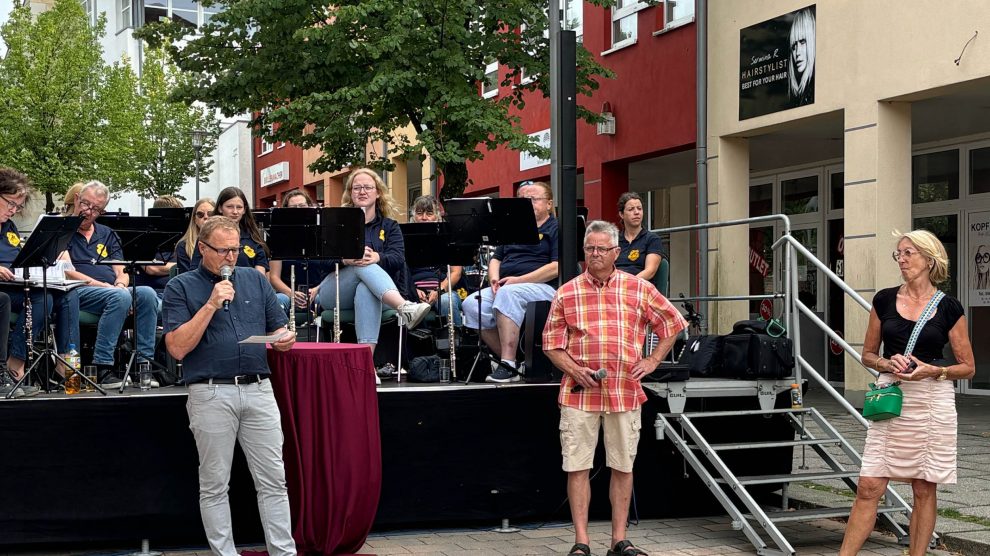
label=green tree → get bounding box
[0,0,143,212]
[125,45,218,200]
[139,0,613,200]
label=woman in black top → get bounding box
[840,229,975,556]
[615,192,663,281]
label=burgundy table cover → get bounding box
[267,343,382,555]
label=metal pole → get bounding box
[194,149,201,201]
[550,0,560,203]
[696,0,709,322]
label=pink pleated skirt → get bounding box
[860,377,957,484]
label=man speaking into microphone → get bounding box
[543,220,686,556]
[162,216,296,556]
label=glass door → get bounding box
[965,209,990,393]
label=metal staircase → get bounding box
[648,215,926,555]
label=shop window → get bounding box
[912,149,959,204]
[970,147,990,195]
[482,61,499,99]
[750,182,772,217]
[612,0,645,47]
[781,175,819,215]
[829,172,843,211]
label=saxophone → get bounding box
[287,264,296,334]
[333,262,341,343]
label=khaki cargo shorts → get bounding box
[559,405,642,473]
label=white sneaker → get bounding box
[398,302,431,330]
[375,374,382,385]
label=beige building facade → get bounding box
[707,1,990,402]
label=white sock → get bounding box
[501,359,517,369]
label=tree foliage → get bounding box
[139,0,614,200]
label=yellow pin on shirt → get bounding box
[243,245,256,259]
[379,229,385,241]
[95,243,109,257]
[6,231,20,247]
[628,249,640,261]
[539,233,544,241]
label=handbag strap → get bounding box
[903,289,945,357]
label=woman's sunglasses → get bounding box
[195,211,210,219]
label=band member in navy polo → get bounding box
[163,216,296,556]
[615,192,665,281]
[64,181,159,386]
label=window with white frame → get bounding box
[142,0,222,30]
[482,60,499,99]
[663,0,694,29]
[260,126,274,155]
[83,0,97,25]
[118,0,133,31]
[612,0,645,47]
[562,0,583,39]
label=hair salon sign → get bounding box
[739,5,816,120]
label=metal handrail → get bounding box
[773,234,872,312]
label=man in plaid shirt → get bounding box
[543,220,686,556]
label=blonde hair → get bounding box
[894,229,950,285]
[62,182,85,215]
[181,198,215,258]
[341,168,399,220]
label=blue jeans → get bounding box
[6,288,79,360]
[438,292,463,326]
[187,379,295,556]
[77,285,159,365]
[275,293,291,316]
[317,265,399,344]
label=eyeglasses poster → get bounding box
[970,211,990,306]
[739,5,816,120]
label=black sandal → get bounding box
[606,540,648,556]
[568,543,592,556]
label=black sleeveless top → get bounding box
[872,286,964,364]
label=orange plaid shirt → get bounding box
[543,268,687,412]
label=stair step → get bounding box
[673,408,814,419]
[717,470,860,486]
[745,505,906,523]
[705,438,841,451]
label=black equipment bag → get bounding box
[677,335,724,377]
[646,362,690,383]
[408,355,442,382]
[723,334,794,379]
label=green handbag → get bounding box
[862,381,903,421]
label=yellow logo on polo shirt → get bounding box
[379,229,385,241]
[628,249,640,262]
[6,232,20,247]
[539,233,544,241]
[95,243,109,257]
[243,245,256,259]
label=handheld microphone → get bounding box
[220,265,233,311]
[572,368,607,393]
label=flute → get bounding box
[447,264,456,379]
[333,262,341,343]
[288,264,296,333]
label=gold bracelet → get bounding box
[875,357,886,372]
[937,366,949,381]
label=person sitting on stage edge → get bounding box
[463,181,559,383]
[162,215,296,556]
[64,180,159,387]
[409,194,463,326]
[615,192,664,282]
[175,197,215,274]
[0,168,79,393]
[315,168,431,352]
[270,190,333,317]
[544,220,686,556]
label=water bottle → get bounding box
[790,383,803,409]
[65,344,81,395]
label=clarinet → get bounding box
[333,262,341,343]
[446,264,456,379]
[287,264,296,334]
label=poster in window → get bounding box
[970,211,990,307]
[739,5,816,120]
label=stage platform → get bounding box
[0,379,797,549]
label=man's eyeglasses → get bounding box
[195,210,210,219]
[976,252,990,265]
[0,195,25,212]
[199,241,241,258]
[583,246,618,255]
[352,185,376,192]
[891,249,920,261]
[78,199,106,215]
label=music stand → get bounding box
[400,222,476,380]
[443,198,541,383]
[148,207,193,222]
[7,215,97,397]
[95,216,184,392]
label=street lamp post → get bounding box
[190,129,207,201]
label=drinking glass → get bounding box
[138,362,152,391]
[83,365,97,393]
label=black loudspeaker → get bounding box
[522,301,561,383]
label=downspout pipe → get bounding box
[695,0,709,331]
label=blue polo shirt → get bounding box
[493,216,559,284]
[187,231,270,273]
[162,265,287,383]
[0,220,23,268]
[67,222,123,284]
[616,228,664,275]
